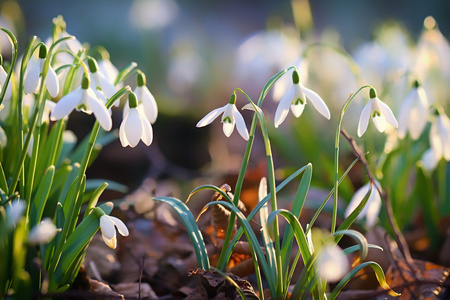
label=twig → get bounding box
[341,129,421,298]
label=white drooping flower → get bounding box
[88,57,117,101]
[132,71,158,124]
[50,76,112,131]
[345,181,382,228]
[357,88,398,137]
[316,244,349,283]
[28,218,59,245]
[196,92,249,140]
[0,61,12,102]
[99,215,129,249]
[120,92,153,148]
[5,199,26,228]
[397,80,429,140]
[274,69,330,128]
[421,109,450,171]
[24,44,59,98]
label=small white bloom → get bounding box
[196,93,249,140]
[0,64,13,101]
[274,70,330,128]
[398,81,429,140]
[120,99,153,148]
[5,199,26,228]
[24,45,59,98]
[50,76,112,131]
[28,218,59,245]
[345,182,382,228]
[88,57,117,101]
[98,58,119,85]
[316,244,349,283]
[99,215,129,249]
[357,88,398,137]
[422,110,450,171]
[131,72,158,124]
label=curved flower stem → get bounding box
[0,28,18,106]
[331,85,371,234]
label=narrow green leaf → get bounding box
[154,196,210,270]
[329,261,400,299]
[83,182,108,219]
[30,165,55,226]
[0,162,7,193]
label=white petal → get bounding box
[24,59,41,94]
[397,92,414,139]
[232,105,249,140]
[102,232,117,249]
[430,120,443,159]
[196,105,226,127]
[438,115,450,160]
[421,148,439,171]
[98,72,117,99]
[274,87,294,128]
[87,89,112,131]
[316,245,349,282]
[377,98,398,128]
[357,101,371,137]
[372,114,387,133]
[109,216,129,236]
[46,66,60,98]
[136,86,158,124]
[365,188,381,228]
[28,218,58,245]
[290,102,305,118]
[124,108,143,147]
[302,85,331,119]
[50,88,82,120]
[222,104,235,137]
[408,106,427,140]
[345,183,371,219]
[119,115,130,147]
[137,107,153,146]
[99,215,116,239]
[222,120,235,137]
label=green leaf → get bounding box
[329,261,400,299]
[85,179,127,193]
[154,196,210,270]
[83,182,108,219]
[0,162,7,194]
[332,229,369,262]
[30,165,55,226]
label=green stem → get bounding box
[0,28,18,106]
[331,85,371,234]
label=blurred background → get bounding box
[1,0,450,196]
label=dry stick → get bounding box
[341,129,422,298]
[139,256,145,299]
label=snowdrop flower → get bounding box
[120,92,153,147]
[5,199,26,228]
[88,57,117,101]
[99,214,129,249]
[28,218,59,245]
[316,244,349,283]
[0,55,12,101]
[274,69,330,128]
[357,88,398,137]
[397,80,429,140]
[132,71,158,124]
[345,182,382,228]
[97,48,119,85]
[50,76,112,131]
[421,109,450,171]
[196,92,249,140]
[24,44,59,98]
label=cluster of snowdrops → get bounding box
[1,15,450,299]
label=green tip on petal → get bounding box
[81,76,90,89]
[0,54,3,66]
[228,92,236,105]
[137,71,146,87]
[38,44,47,59]
[128,92,138,108]
[413,80,420,88]
[369,88,377,99]
[87,57,99,73]
[292,70,300,84]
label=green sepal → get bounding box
[137,70,146,87]
[292,70,300,84]
[87,57,99,73]
[128,92,138,108]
